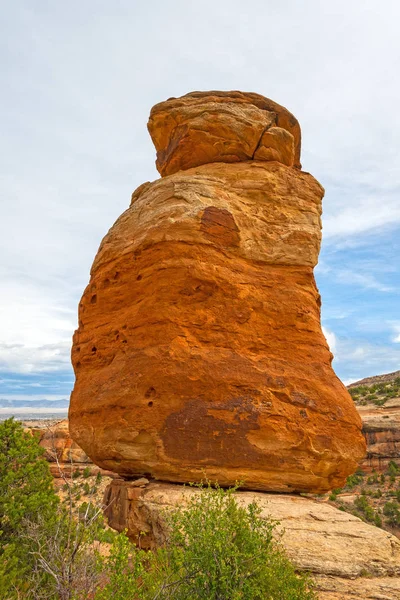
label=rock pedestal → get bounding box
[69,91,365,493]
[103,479,400,600]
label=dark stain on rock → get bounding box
[179,278,216,303]
[161,397,265,467]
[200,206,240,247]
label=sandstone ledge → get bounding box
[104,480,400,600]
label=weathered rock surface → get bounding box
[104,480,400,599]
[148,91,302,175]
[69,91,365,493]
[25,420,110,478]
[357,399,400,472]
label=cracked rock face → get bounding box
[148,91,301,175]
[69,91,366,493]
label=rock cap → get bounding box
[148,90,301,176]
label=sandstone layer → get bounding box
[148,91,302,175]
[104,480,400,600]
[69,91,365,492]
[357,399,400,472]
[26,420,107,478]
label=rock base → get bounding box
[104,479,400,600]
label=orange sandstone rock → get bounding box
[148,91,301,175]
[69,91,366,493]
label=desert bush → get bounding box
[159,483,316,600]
[0,419,315,599]
[0,418,59,597]
[83,466,91,478]
[383,501,400,527]
[97,483,316,600]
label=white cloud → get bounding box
[392,324,400,343]
[0,341,71,374]
[0,394,67,401]
[334,270,393,293]
[322,326,337,354]
[0,407,67,414]
[0,276,75,373]
[331,337,400,381]
[1,1,400,382]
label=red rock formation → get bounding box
[357,400,400,472]
[69,91,366,493]
[25,420,108,478]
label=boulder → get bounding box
[148,90,302,175]
[69,91,366,492]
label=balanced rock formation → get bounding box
[104,480,400,600]
[69,91,366,493]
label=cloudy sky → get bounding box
[1,1,399,408]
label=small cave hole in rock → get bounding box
[90,294,97,304]
[76,347,80,353]
[145,386,156,399]
[91,346,97,353]
[148,401,154,407]
[137,274,142,281]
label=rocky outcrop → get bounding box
[26,420,107,478]
[69,91,365,493]
[349,370,400,389]
[357,399,400,472]
[103,480,400,600]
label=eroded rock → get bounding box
[103,480,400,600]
[69,91,366,492]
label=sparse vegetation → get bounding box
[349,377,400,406]
[326,460,400,533]
[0,419,316,599]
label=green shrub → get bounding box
[346,472,363,489]
[165,484,316,599]
[97,484,316,600]
[374,398,387,406]
[0,418,59,597]
[383,501,400,526]
[83,466,91,478]
[329,489,340,501]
